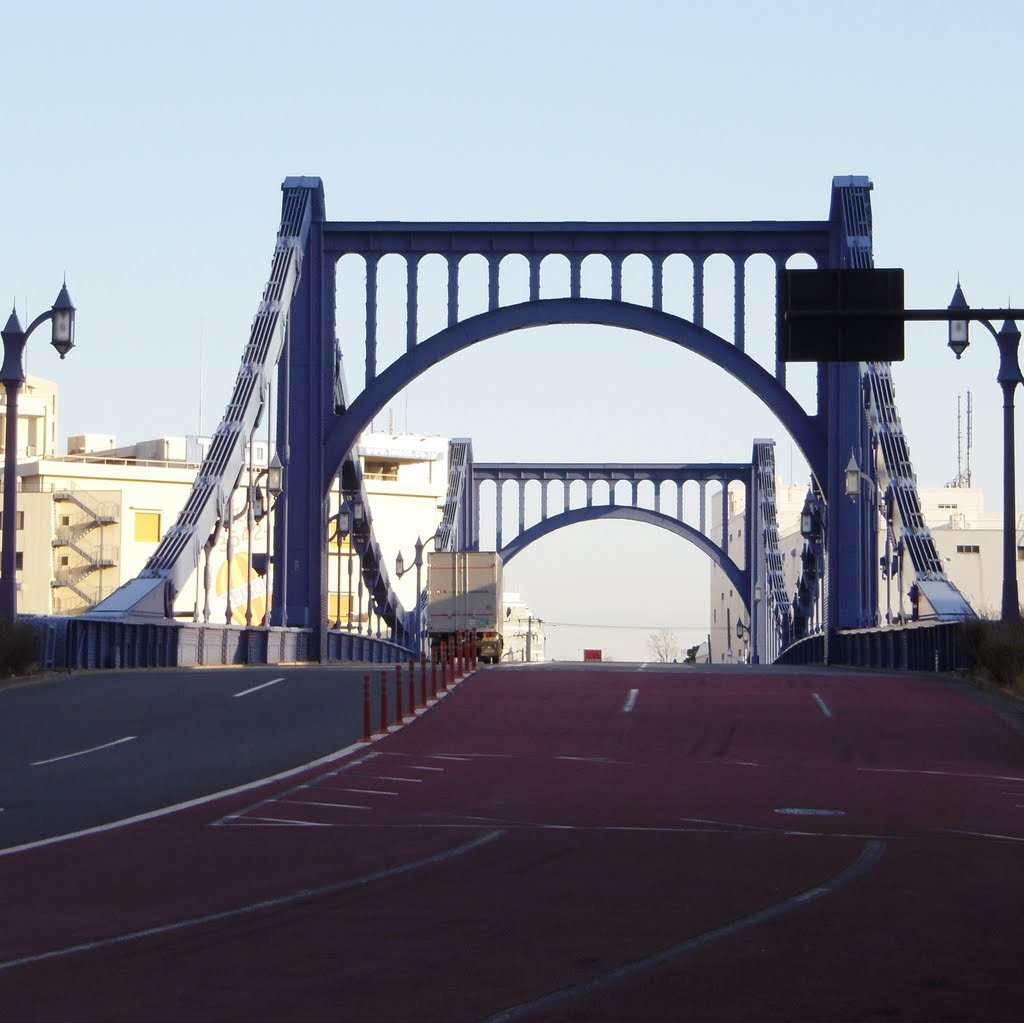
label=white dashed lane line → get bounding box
[370,776,424,784]
[812,692,833,719]
[623,689,640,714]
[233,677,286,698]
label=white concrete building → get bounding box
[1,379,457,627]
[709,480,1022,663]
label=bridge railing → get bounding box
[775,620,972,672]
[21,616,415,671]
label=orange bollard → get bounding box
[380,669,389,729]
[408,659,416,712]
[431,652,438,697]
[470,632,478,670]
[420,654,428,702]
[363,674,372,740]
[456,631,464,677]
[395,664,404,719]
[440,641,448,689]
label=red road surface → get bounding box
[1,664,1021,1021]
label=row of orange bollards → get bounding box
[361,632,478,741]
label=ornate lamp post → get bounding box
[0,284,76,621]
[947,283,1023,622]
[396,532,439,652]
[333,495,365,630]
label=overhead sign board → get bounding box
[777,268,905,363]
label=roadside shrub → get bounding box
[0,619,41,677]
[960,618,1024,693]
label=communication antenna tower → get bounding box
[949,391,974,489]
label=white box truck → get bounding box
[426,551,504,663]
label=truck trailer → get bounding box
[426,551,504,664]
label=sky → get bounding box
[3,0,1023,660]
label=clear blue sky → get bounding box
[3,1,1022,658]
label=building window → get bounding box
[0,511,25,530]
[15,552,23,571]
[955,544,980,554]
[134,511,161,543]
[61,514,71,527]
[60,555,69,567]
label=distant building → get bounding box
[709,480,1022,662]
[0,381,540,633]
[502,591,546,662]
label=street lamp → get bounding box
[332,494,365,630]
[220,456,284,626]
[946,283,1023,622]
[0,284,76,621]
[396,532,440,651]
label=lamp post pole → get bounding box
[996,320,1022,622]
[0,285,76,621]
[948,284,1022,622]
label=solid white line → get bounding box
[406,766,445,772]
[233,676,286,698]
[285,799,371,811]
[371,775,424,783]
[812,693,833,719]
[859,767,1024,783]
[0,830,505,974]
[31,736,137,767]
[2,739,372,858]
[338,788,399,797]
[942,828,1024,843]
[623,688,640,714]
[245,816,332,827]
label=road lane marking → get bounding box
[30,736,137,767]
[426,755,473,761]
[623,688,640,713]
[858,767,1024,783]
[338,788,399,797]
[774,807,845,817]
[812,692,833,719]
[406,765,445,772]
[557,756,619,764]
[233,676,286,698]
[4,743,378,857]
[285,799,371,811]
[941,828,1024,843]
[371,775,424,783]
[0,830,505,973]
[476,839,886,1023]
[245,816,332,827]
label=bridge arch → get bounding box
[498,504,750,611]
[326,297,824,489]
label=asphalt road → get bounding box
[1,662,1021,1021]
[0,664,387,850]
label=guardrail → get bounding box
[775,620,971,672]
[20,617,417,671]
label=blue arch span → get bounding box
[325,298,825,488]
[499,504,750,611]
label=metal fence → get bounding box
[775,620,972,672]
[21,616,416,671]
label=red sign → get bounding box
[583,649,602,662]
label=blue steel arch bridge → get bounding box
[40,174,973,670]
